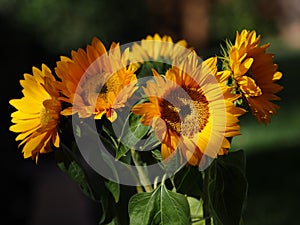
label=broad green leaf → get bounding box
[105,180,120,203]
[160,185,191,225]
[116,142,132,160]
[55,143,101,201]
[188,197,202,218]
[153,150,185,175]
[162,150,182,174]
[187,197,205,225]
[129,113,149,141]
[138,132,160,151]
[116,113,149,159]
[207,150,248,225]
[57,120,122,224]
[174,166,203,198]
[129,184,190,225]
[57,147,119,224]
[57,161,95,200]
[99,150,122,203]
[128,191,156,225]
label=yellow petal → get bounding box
[10,118,41,132]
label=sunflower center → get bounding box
[159,87,209,138]
[82,72,122,103]
[40,106,52,127]
[98,73,122,99]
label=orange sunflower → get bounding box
[55,37,138,121]
[132,52,245,166]
[9,64,61,162]
[220,29,283,124]
[130,33,190,64]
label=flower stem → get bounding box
[131,149,153,192]
[203,169,212,225]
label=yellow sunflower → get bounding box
[130,33,190,63]
[220,29,283,124]
[132,52,245,166]
[55,37,138,121]
[9,64,61,162]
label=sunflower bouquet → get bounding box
[9,30,283,225]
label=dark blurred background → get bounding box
[1,0,299,224]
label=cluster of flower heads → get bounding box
[9,30,283,165]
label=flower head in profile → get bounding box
[55,37,137,121]
[131,33,190,64]
[132,52,245,166]
[9,64,61,162]
[220,29,283,124]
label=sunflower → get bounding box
[130,33,190,64]
[9,64,61,162]
[132,52,245,166]
[220,29,283,124]
[55,37,138,121]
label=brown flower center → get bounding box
[40,107,52,127]
[82,72,122,104]
[40,99,60,128]
[159,87,209,138]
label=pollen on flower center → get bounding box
[159,87,209,138]
[98,73,122,98]
[82,72,122,104]
[40,105,52,127]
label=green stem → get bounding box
[131,149,153,192]
[203,169,212,225]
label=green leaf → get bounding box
[116,113,149,159]
[57,120,123,224]
[163,149,183,175]
[174,166,203,198]
[55,143,103,201]
[103,218,119,225]
[99,194,119,225]
[187,197,205,225]
[128,192,156,225]
[160,185,190,225]
[129,184,191,225]
[99,150,122,203]
[152,149,162,161]
[136,61,172,78]
[139,132,160,151]
[105,180,120,203]
[116,142,131,160]
[207,150,248,225]
[129,113,149,138]
[57,161,96,200]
